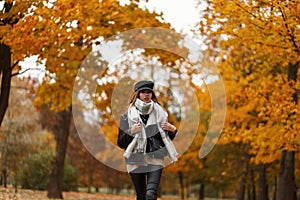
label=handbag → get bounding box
[125,152,146,165]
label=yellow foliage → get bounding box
[2,0,171,113]
[198,0,300,164]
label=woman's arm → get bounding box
[117,113,134,149]
[161,121,178,140]
[168,129,177,140]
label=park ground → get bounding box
[0,186,233,200]
[0,186,181,200]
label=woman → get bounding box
[117,80,178,200]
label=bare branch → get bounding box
[11,60,19,69]
[12,68,43,77]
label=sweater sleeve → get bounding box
[167,130,177,141]
[117,113,134,149]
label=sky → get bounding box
[19,0,202,78]
[137,0,201,33]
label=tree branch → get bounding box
[11,60,19,70]
[279,5,300,53]
[232,0,265,30]
[12,68,43,77]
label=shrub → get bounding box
[63,162,79,191]
[19,149,78,191]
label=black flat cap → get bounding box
[134,80,154,92]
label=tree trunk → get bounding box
[248,167,256,200]
[277,62,298,200]
[88,166,93,193]
[198,183,205,200]
[287,62,299,104]
[276,151,296,200]
[273,176,277,200]
[47,108,72,199]
[237,156,248,200]
[258,164,268,200]
[186,183,189,198]
[178,171,185,200]
[0,44,12,126]
[1,168,7,188]
[237,171,246,200]
[14,172,18,193]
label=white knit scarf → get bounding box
[123,102,178,163]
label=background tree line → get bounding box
[1,0,300,200]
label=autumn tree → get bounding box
[0,77,43,190]
[197,0,299,199]
[0,1,14,126]
[0,1,41,126]
[67,109,131,193]
[1,0,175,198]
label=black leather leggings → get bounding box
[129,165,163,200]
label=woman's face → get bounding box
[138,89,152,103]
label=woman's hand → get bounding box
[161,122,177,133]
[130,121,142,135]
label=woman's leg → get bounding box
[130,172,147,200]
[146,168,163,200]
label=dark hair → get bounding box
[129,90,158,105]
